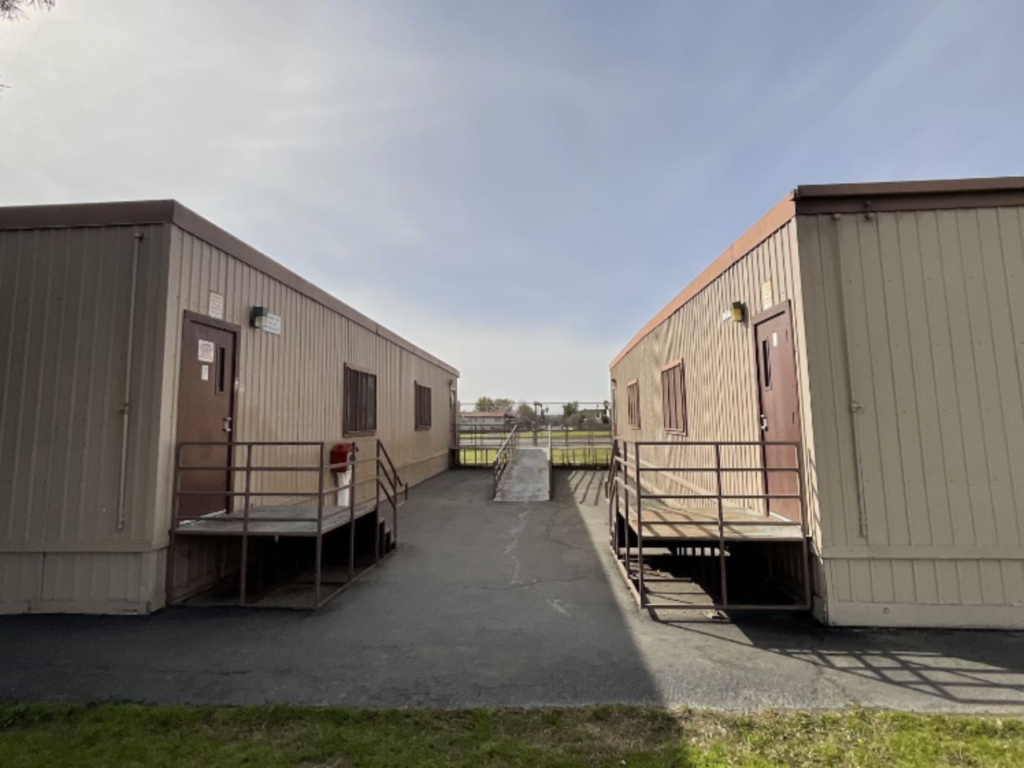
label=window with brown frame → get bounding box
[344,365,377,435]
[627,380,640,429]
[661,359,687,434]
[415,382,432,430]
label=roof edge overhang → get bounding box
[794,175,1024,214]
[609,192,796,370]
[0,199,460,377]
[609,175,1024,370]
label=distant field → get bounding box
[458,448,498,466]
[552,447,611,466]
[458,430,611,440]
[457,447,610,467]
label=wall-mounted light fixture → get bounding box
[251,306,269,329]
[721,301,746,324]
[250,306,283,335]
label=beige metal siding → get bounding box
[799,209,1024,626]
[160,227,456,594]
[1,218,456,613]
[0,225,170,612]
[609,220,819,533]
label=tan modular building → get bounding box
[609,177,1024,629]
[0,200,458,614]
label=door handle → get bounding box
[223,416,233,433]
[760,415,768,432]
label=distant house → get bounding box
[460,411,508,430]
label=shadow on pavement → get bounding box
[655,607,1024,709]
[0,468,662,709]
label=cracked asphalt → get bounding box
[2,469,1023,712]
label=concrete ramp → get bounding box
[495,447,551,502]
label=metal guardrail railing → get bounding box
[456,422,611,468]
[492,424,520,496]
[170,439,407,609]
[608,438,810,612]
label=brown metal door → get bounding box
[176,313,238,519]
[610,381,618,437]
[754,305,801,522]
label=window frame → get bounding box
[661,358,687,435]
[626,379,641,429]
[343,364,378,436]
[414,381,432,431]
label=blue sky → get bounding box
[2,1,1023,401]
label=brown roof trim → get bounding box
[0,200,459,376]
[794,175,1024,214]
[609,193,796,370]
[609,175,1024,371]
[796,175,1024,199]
[0,199,176,230]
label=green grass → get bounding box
[551,447,611,465]
[458,448,498,465]
[2,705,1023,768]
[458,430,611,440]
[457,448,611,467]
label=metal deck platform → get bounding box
[627,503,804,541]
[169,439,408,609]
[608,439,812,612]
[174,499,384,537]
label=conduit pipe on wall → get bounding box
[116,231,143,531]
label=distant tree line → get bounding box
[472,397,610,430]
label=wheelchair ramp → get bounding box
[495,447,551,502]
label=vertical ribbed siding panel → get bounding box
[609,221,811,527]
[0,553,43,612]
[0,225,169,613]
[0,225,166,550]
[802,209,1024,626]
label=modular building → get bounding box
[609,177,1024,628]
[0,200,458,614]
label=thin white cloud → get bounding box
[324,280,617,403]
[3,0,1024,404]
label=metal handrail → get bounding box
[377,439,405,492]
[375,438,408,550]
[170,438,409,610]
[492,424,520,496]
[608,437,810,612]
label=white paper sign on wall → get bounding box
[262,313,282,335]
[208,291,225,320]
[201,364,210,381]
[198,339,216,363]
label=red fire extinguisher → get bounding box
[329,443,356,507]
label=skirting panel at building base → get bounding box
[0,550,164,616]
[0,599,156,615]
[827,602,1024,629]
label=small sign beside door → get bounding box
[208,291,225,320]
[761,281,773,311]
[198,339,216,363]
[201,364,210,381]
[261,313,282,335]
